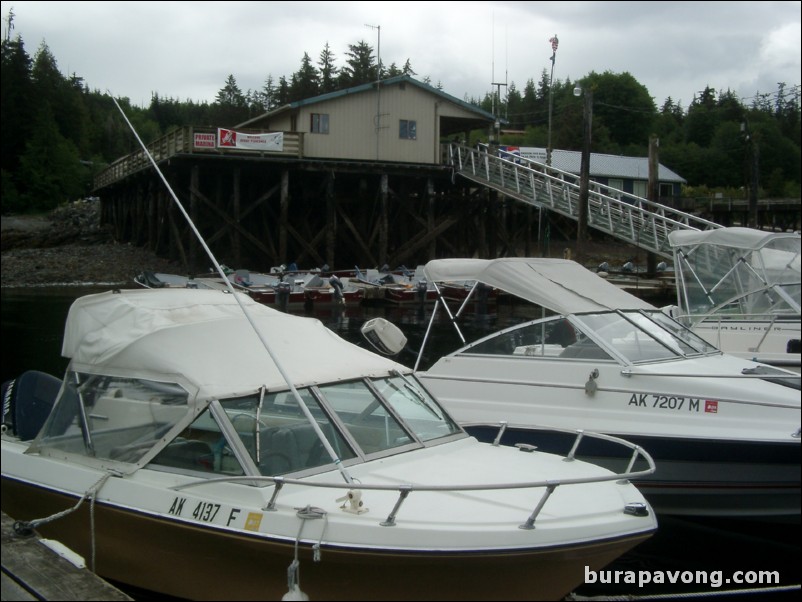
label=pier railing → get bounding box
[94,127,304,189]
[446,143,721,259]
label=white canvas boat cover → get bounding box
[424,258,654,314]
[668,227,801,251]
[62,288,408,401]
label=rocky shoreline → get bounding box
[1,202,184,288]
[2,201,641,289]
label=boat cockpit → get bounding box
[26,370,464,479]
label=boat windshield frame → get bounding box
[672,232,801,324]
[28,366,466,479]
[574,309,721,364]
[456,309,721,366]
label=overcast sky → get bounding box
[3,1,800,110]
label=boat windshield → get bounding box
[31,372,190,463]
[674,235,801,320]
[460,311,719,365]
[574,311,719,362]
[30,368,462,476]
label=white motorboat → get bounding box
[667,227,800,371]
[414,258,801,521]
[0,288,656,601]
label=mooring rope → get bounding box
[13,471,116,572]
[282,505,329,601]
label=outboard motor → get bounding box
[329,274,345,304]
[361,318,407,355]
[1,371,62,441]
[277,281,292,311]
[416,279,429,303]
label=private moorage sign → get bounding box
[216,128,284,151]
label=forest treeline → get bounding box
[1,27,800,215]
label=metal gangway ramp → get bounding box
[445,143,721,259]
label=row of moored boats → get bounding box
[2,227,799,600]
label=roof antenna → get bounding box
[108,94,353,485]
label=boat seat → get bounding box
[152,439,214,471]
[558,341,612,360]
[259,426,301,474]
[138,271,167,288]
[258,422,338,475]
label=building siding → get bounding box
[245,79,494,164]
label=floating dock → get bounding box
[1,511,132,601]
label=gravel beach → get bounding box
[1,203,184,288]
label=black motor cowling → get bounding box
[1,370,62,441]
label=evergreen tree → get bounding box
[1,34,34,177]
[275,76,290,106]
[257,75,277,112]
[215,74,246,107]
[506,82,523,128]
[290,52,319,101]
[338,40,376,88]
[317,42,338,94]
[386,62,402,78]
[212,74,249,126]
[19,103,88,211]
[0,20,799,207]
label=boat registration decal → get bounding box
[627,394,715,412]
[192,501,221,522]
[168,496,187,516]
[168,497,248,527]
[244,512,263,531]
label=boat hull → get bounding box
[1,477,649,601]
[689,319,801,372]
[420,349,800,522]
[464,425,801,522]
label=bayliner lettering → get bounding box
[628,394,702,412]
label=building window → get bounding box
[632,180,647,198]
[311,113,329,134]
[399,119,417,140]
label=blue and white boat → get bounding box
[414,258,800,521]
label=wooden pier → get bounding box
[1,512,132,601]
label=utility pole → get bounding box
[575,86,592,264]
[490,81,507,143]
[547,35,558,166]
[741,120,759,229]
[646,136,659,274]
[366,24,381,160]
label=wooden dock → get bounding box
[1,511,132,601]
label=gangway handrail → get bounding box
[447,143,721,258]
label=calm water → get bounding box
[1,287,799,600]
